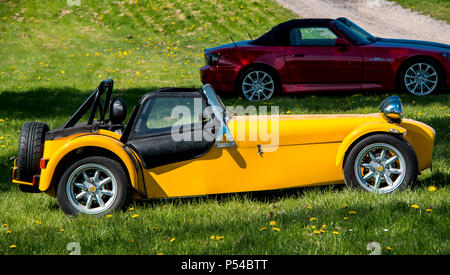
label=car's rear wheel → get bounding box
[238,67,278,101]
[343,134,418,193]
[400,59,441,96]
[16,122,49,193]
[56,156,130,216]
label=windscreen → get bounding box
[335,18,377,43]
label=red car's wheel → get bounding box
[400,59,442,96]
[238,68,278,101]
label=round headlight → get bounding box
[379,96,403,123]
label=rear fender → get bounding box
[39,135,142,194]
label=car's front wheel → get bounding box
[56,156,130,216]
[238,68,278,101]
[400,59,441,96]
[343,134,418,193]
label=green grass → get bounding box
[0,0,449,255]
[388,0,450,23]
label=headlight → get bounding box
[442,53,450,61]
[379,96,403,123]
[205,53,220,66]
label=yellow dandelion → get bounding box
[348,210,356,214]
[343,203,348,208]
[131,214,139,219]
[157,252,164,255]
[425,209,432,212]
[9,244,16,249]
[2,224,8,228]
[332,231,339,235]
[285,110,292,114]
[428,186,436,192]
[313,230,321,234]
[260,226,267,231]
[35,220,42,225]
[98,74,102,78]
[269,221,276,226]
[169,237,176,243]
[411,204,419,209]
[343,217,349,220]
[162,205,168,208]
[310,217,317,222]
[319,229,325,233]
[60,228,65,232]
[106,214,113,218]
[129,207,134,211]
[5,230,11,234]
[307,206,312,209]
[311,225,316,229]
[386,246,392,252]
[321,224,327,229]
[271,227,280,232]
[61,70,65,74]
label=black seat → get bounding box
[107,98,127,134]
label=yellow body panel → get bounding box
[27,113,434,200]
[39,132,142,194]
[335,121,406,167]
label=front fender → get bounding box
[39,135,141,194]
[335,122,407,168]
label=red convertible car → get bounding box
[200,18,450,100]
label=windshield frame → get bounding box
[201,84,236,147]
[332,18,377,45]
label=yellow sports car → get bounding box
[10,79,435,215]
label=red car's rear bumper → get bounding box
[200,65,236,93]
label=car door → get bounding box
[284,26,363,86]
[126,91,215,170]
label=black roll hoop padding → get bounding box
[62,79,114,129]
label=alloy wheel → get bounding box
[404,62,438,95]
[242,70,275,101]
[66,163,118,214]
[354,143,407,193]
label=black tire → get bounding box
[56,156,130,216]
[237,66,280,101]
[16,122,49,193]
[398,58,442,96]
[343,134,418,193]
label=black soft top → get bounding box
[251,18,333,46]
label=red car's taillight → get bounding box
[205,53,220,66]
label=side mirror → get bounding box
[335,38,351,48]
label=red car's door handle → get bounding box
[292,54,305,57]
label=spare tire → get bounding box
[16,122,49,192]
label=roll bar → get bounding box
[62,79,114,128]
